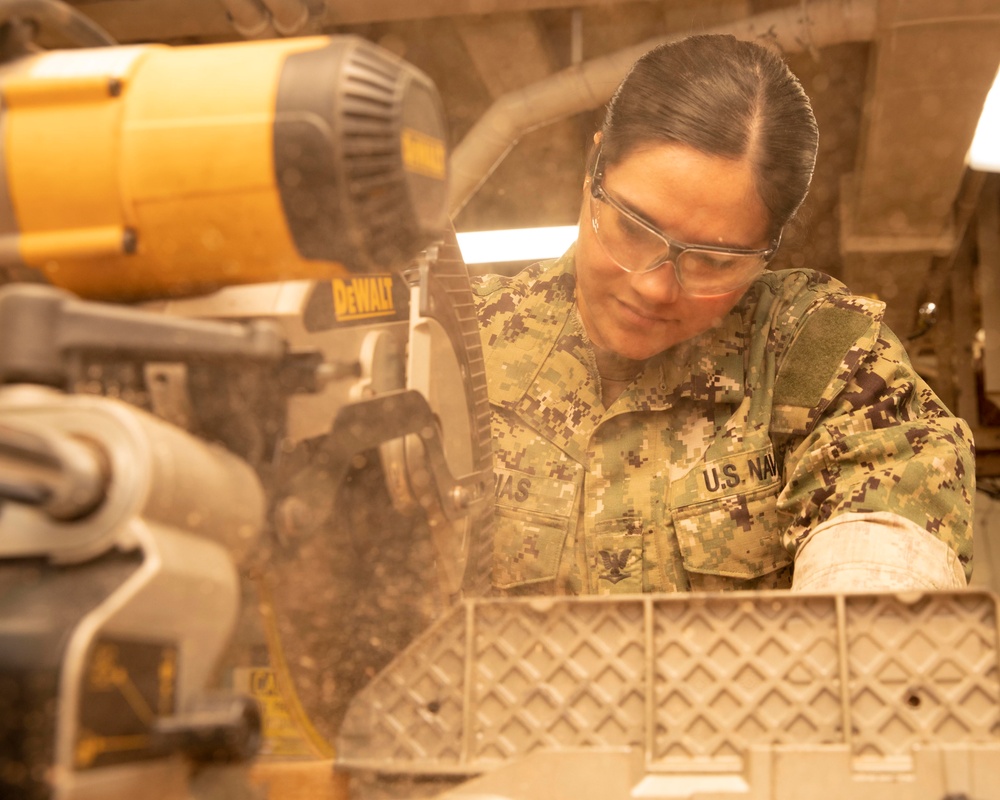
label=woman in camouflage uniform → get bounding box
[473,34,974,595]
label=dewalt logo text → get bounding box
[401,127,446,180]
[332,275,396,321]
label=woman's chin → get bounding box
[604,335,673,362]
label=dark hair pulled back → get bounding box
[600,34,819,238]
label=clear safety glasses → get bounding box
[588,150,780,297]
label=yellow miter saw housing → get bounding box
[0,34,448,299]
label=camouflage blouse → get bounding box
[473,250,975,595]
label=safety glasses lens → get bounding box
[675,250,767,296]
[591,193,667,271]
[590,192,766,296]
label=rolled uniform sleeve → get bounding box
[775,317,975,589]
[791,512,967,591]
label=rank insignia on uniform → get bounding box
[598,549,632,584]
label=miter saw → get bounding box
[0,4,493,798]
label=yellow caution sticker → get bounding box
[74,638,177,769]
[233,667,317,758]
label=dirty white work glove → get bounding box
[791,511,967,592]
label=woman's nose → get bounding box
[629,260,682,305]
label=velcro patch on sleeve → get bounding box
[773,305,873,409]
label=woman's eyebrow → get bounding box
[606,183,754,251]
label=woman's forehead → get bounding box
[602,142,770,250]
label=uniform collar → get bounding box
[484,250,750,459]
[628,312,749,413]
[482,248,585,407]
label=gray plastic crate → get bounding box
[337,590,1000,799]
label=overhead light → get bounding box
[969,65,1000,172]
[455,225,578,265]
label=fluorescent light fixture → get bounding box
[456,225,577,265]
[969,65,1000,172]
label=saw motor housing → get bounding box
[0,34,449,299]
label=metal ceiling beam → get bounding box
[74,0,660,42]
[68,1,233,41]
[453,12,555,99]
[839,0,1000,335]
[842,0,1000,246]
[321,0,646,26]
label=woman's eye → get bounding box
[687,252,738,272]
[615,210,652,244]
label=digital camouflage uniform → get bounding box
[473,250,975,595]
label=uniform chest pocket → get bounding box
[670,446,792,580]
[492,468,579,590]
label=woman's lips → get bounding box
[615,297,669,326]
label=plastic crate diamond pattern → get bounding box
[845,592,1000,757]
[651,594,842,768]
[336,591,1000,777]
[471,599,645,761]
[336,603,467,765]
